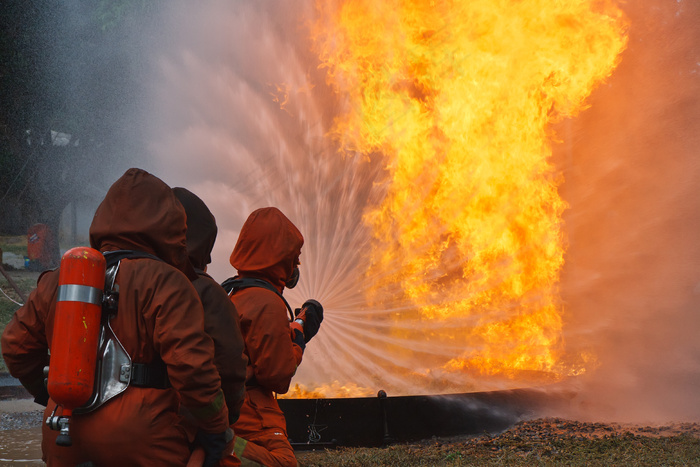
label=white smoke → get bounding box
[554,0,700,422]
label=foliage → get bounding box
[0,0,158,236]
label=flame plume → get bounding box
[310,0,628,383]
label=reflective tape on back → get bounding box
[57,284,103,306]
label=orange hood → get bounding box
[89,168,195,279]
[230,207,303,291]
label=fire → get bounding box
[309,0,628,388]
[281,382,376,399]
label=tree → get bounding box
[0,0,158,264]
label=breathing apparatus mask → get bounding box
[285,266,300,289]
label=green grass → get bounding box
[1,244,28,256]
[0,306,18,371]
[1,235,39,372]
[0,272,37,372]
[0,235,28,257]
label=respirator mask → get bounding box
[285,266,300,289]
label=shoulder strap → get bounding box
[221,276,294,320]
[102,250,163,269]
[101,250,165,313]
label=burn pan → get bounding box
[279,387,558,449]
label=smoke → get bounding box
[140,1,397,392]
[132,1,700,422]
[143,1,373,283]
[554,1,700,422]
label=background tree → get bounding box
[0,0,158,265]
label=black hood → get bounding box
[172,187,218,271]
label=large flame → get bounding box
[309,0,628,385]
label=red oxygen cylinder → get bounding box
[47,247,105,416]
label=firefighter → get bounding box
[1,168,232,467]
[172,187,248,426]
[220,207,323,467]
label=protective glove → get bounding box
[22,374,49,407]
[195,427,234,467]
[34,384,49,407]
[294,299,324,343]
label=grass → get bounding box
[0,234,29,257]
[1,235,40,372]
[297,435,700,466]
[1,243,28,256]
[296,419,700,466]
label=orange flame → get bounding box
[282,382,376,399]
[307,0,627,395]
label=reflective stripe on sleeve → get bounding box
[189,389,226,421]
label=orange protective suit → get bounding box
[1,168,230,466]
[222,207,305,467]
